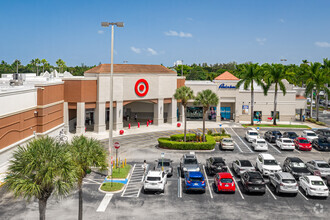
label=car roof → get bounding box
[246,171,263,178]
[256,138,266,141]
[147,171,163,177]
[184,154,196,159]
[313,160,327,163]
[297,137,307,140]
[277,172,295,179]
[259,153,275,159]
[286,132,297,134]
[218,172,233,178]
[211,157,225,162]
[222,138,233,141]
[248,130,258,133]
[304,130,315,133]
[306,175,323,181]
[281,138,292,141]
[189,171,203,178]
[286,157,304,162]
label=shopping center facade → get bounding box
[0,64,306,151]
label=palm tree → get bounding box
[235,63,265,125]
[35,58,41,75]
[305,62,330,121]
[263,64,288,125]
[30,59,36,72]
[194,89,219,142]
[68,136,107,220]
[56,59,66,73]
[174,86,194,142]
[13,59,21,73]
[41,59,48,73]
[5,137,77,220]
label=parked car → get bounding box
[154,158,173,177]
[302,130,318,143]
[282,131,299,140]
[282,157,311,179]
[255,153,281,176]
[269,172,298,195]
[326,175,330,187]
[206,157,227,175]
[306,160,330,178]
[180,153,200,177]
[314,129,330,141]
[214,172,235,193]
[264,130,282,143]
[251,138,268,151]
[240,171,266,194]
[312,137,330,151]
[299,175,329,198]
[220,138,234,150]
[294,137,312,151]
[245,129,259,143]
[143,170,167,193]
[232,160,255,176]
[183,171,206,193]
[276,138,295,151]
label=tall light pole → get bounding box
[101,21,124,177]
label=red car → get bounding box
[214,172,235,193]
[294,137,312,151]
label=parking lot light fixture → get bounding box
[101,21,124,177]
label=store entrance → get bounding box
[221,107,231,120]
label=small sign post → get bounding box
[114,142,120,168]
[161,152,165,171]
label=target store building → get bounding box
[63,64,180,134]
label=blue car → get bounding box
[184,171,206,193]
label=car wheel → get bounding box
[275,186,280,195]
[305,188,309,197]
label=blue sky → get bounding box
[0,0,329,67]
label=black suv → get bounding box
[240,171,266,194]
[315,129,330,140]
[312,137,330,151]
[205,157,227,175]
[282,132,298,140]
[264,130,282,143]
[282,157,311,179]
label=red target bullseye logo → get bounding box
[135,79,149,97]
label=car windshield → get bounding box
[283,179,296,184]
[249,132,258,136]
[240,160,253,167]
[319,139,329,144]
[273,131,281,135]
[291,162,306,168]
[307,133,316,136]
[317,163,330,168]
[158,162,170,167]
[283,140,293,143]
[322,130,330,136]
[299,139,309,144]
[190,177,203,182]
[250,178,263,183]
[311,180,324,186]
[147,176,161,181]
[257,141,266,144]
[184,159,197,164]
[288,133,298,137]
[264,160,278,165]
[220,178,233,183]
[223,139,233,143]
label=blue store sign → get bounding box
[219,83,236,89]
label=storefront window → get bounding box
[271,111,280,120]
[253,111,262,122]
[186,107,203,119]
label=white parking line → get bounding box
[230,128,253,153]
[266,142,282,154]
[96,194,113,212]
[203,165,213,199]
[298,190,309,201]
[84,178,102,184]
[294,149,301,154]
[121,164,136,197]
[233,141,243,153]
[265,185,277,200]
[226,166,244,200]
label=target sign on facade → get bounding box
[135,79,149,97]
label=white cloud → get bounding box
[164,30,192,38]
[256,38,267,45]
[130,46,141,54]
[279,18,285,23]
[187,17,193,21]
[315,41,330,48]
[147,48,158,55]
[97,30,104,34]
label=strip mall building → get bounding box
[0,64,306,151]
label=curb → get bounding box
[98,166,133,194]
[155,144,216,153]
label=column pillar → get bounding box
[94,102,106,133]
[114,101,123,130]
[167,98,177,124]
[216,102,221,122]
[63,102,69,134]
[76,102,85,134]
[154,98,164,125]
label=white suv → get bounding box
[302,130,318,142]
[276,138,295,150]
[256,153,282,176]
[143,171,167,193]
[251,138,268,151]
[245,129,259,143]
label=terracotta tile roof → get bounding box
[296,95,307,100]
[214,71,239,80]
[85,64,176,74]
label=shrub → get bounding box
[213,135,231,142]
[158,135,216,150]
[207,130,213,135]
[211,133,231,137]
[170,133,196,142]
[316,121,326,126]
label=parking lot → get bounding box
[0,127,329,219]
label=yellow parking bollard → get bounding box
[125,158,127,166]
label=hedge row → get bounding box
[211,133,232,137]
[306,118,326,126]
[158,135,216,150]
[170,133,196,142]
[213,135,231,142]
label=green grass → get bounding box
[242,124,311,129]
[111,164,131,179]
[100,182,124,192]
